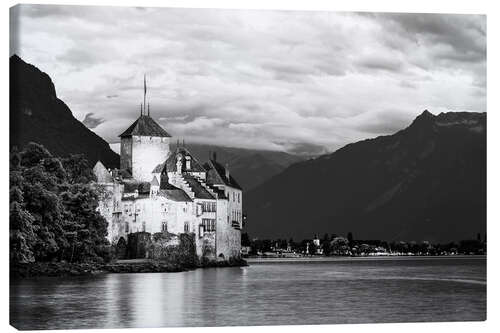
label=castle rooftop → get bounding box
[119,115,171,138]
[204,158,242,190]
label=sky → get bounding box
[10,5,486,155]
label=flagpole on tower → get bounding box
[143,74,147,117]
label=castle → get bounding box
[93,82,243,261]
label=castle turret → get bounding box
[118,77,172,182]
[119,115,171,182]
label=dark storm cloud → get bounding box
[284,142,329,156]
[81,112,105,129]
[375,13,486,66]
[12,5,486,154]
[386,13,484,54]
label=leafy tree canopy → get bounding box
[10,142,109,264]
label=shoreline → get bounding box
[246,254,486,263]
[11,255,485,277]
[10,258,248,278]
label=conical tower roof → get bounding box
[119,115,171,138]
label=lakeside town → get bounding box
[240,232,487,258]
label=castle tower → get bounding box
[118,77,172,182]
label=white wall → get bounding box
[131,135,170,182]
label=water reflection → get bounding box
[10,257,486,330]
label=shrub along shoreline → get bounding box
[11,258,248,278]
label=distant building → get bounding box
[312,234,320,247]
[93,83,243,261]
[312,235,323,254]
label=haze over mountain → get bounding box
[182,144,304,191]
[245,111,486,243]
[10,55,120,168]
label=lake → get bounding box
[10,256,486,330]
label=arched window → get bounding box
[162,221,168,232]
[184,222,190,233]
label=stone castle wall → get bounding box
[113,231,199,268]
[215,198,238,259]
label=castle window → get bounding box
[202,218,216,232]
[201,201,216,213]
[162,221,167,232]
[125,223,129,233]
[184,222,190,233]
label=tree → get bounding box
[62,154,95,184]
[347,232,353,245]
[330,237,349,255]
[322,233,331,256]
[458,239,483,254]
[19,142,52,168]
[60,184,109,262]
[309,241,317,255]
[241,232,250,247]
[9,143,110,264]
[10,202,36,263]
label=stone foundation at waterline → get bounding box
[11,232,246,278]
[114,231,210,266]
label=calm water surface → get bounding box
[10,256,486,330]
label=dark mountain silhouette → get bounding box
[183,143,305,191]
[10,55,120,168]
[245,110,486,243]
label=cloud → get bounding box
[56,47,104,66]
[357,55,404,72]
[282,142,329,156]
[81,112,105,129]
[354,109,414,135]
[11,5,486,155]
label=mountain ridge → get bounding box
[10,54,120,168]
[244,110,486,243]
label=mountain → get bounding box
[183,143,305,191]
[10,55,120,168]
[245,111,486,243]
